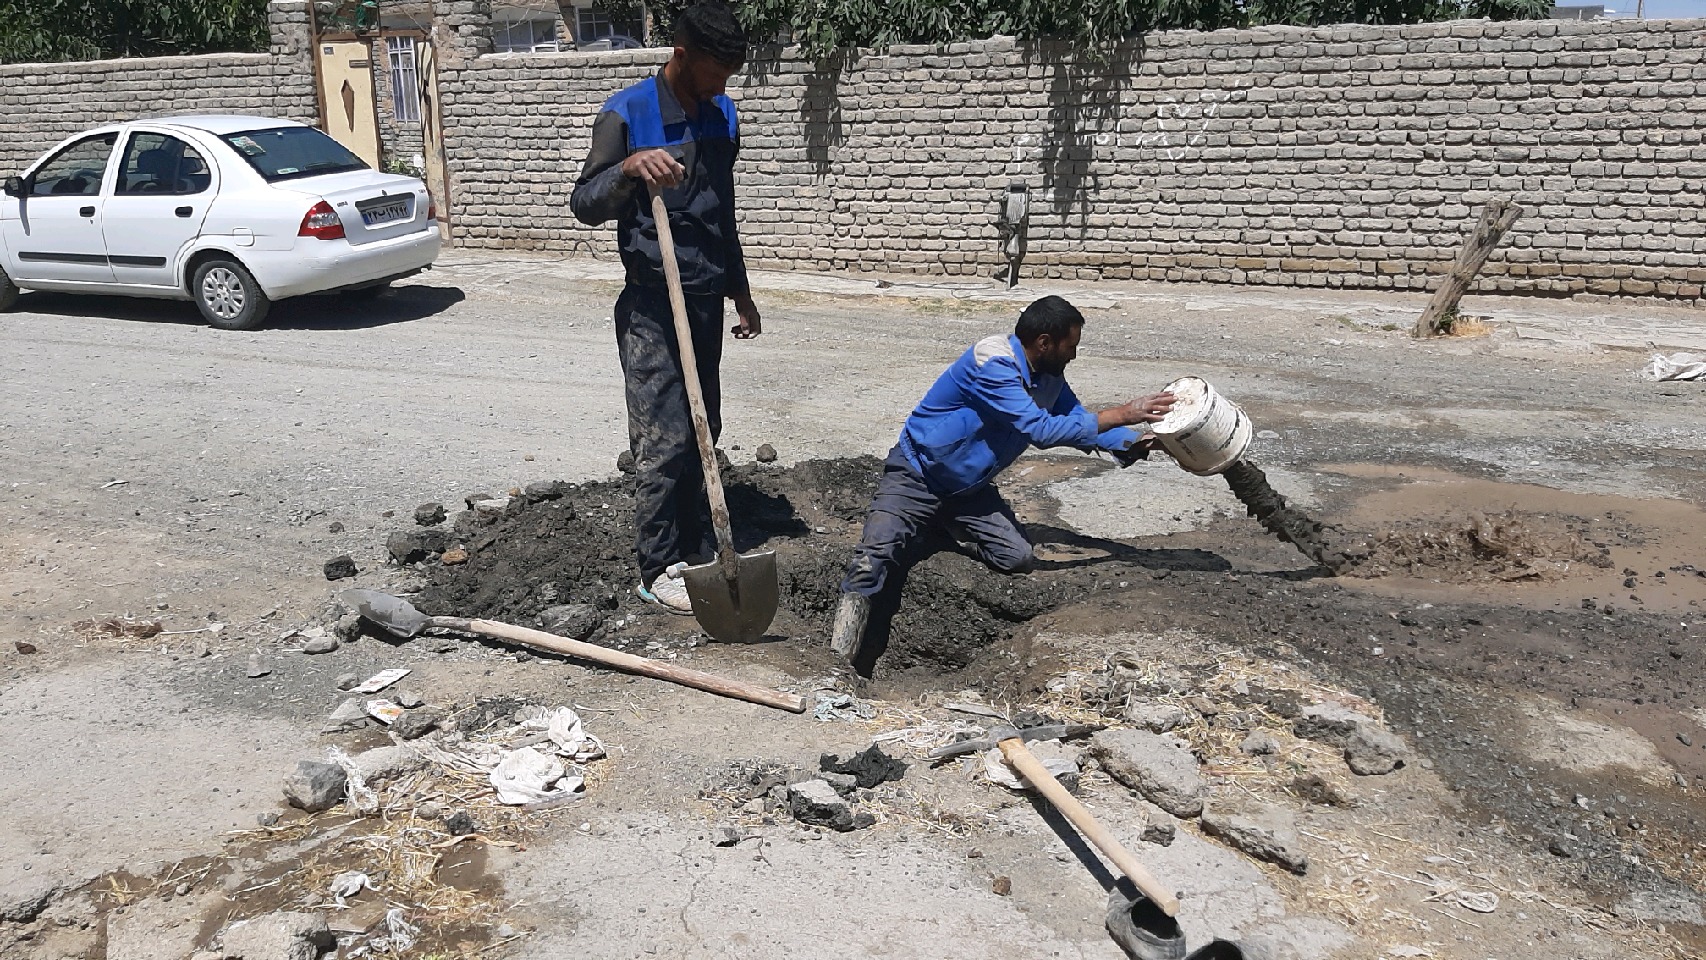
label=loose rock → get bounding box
[440,547,469,566]
[445,811,478,835]
[1139,823,1176,847]
[1240,731,1280,756]
[331,612,363,643]
[755,443,778,463]
[302,635,338,655]
[321,699,371,733]
[0,881,58,923]
[414,502,447,526]
[334,673,360,692]
[1291,774,1354,808]
[524,480,572,502]
[351,745,425,784]
[392,707,444,741]
[246,655,271,679]
[282,760,347,813]
[713,826,746,847]
[1090,730,1205,818]
[387,529,453,564]
[14,640,37,655]
[1124,702,1191,733]
[1292,703,1407,776]
[395,688,425,709]
[615,450,637,474]
[322,555,357,581]
[1200,802,1309,875]
[788,778,873,832]
[538,603,606,641]
[219,910,335,960]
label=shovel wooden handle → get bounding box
[649,185,740,581]
[433,616,807,714]
[997,736,1180,916]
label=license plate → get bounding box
[360,199,409,225]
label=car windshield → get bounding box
[219,126,367,183]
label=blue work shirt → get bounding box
[898,334,1142,497]
[570,71,748,297]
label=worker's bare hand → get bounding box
[731,293,762,339]
[623,149,685,188]
[1122,391,1176,425]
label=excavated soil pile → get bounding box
[1346,509,1612,582]
[414,457,1098,673]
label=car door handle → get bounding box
[175,206,193,218]
[79,205,95,217]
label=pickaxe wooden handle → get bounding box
[996,732,1180,916]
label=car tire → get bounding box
[0,266,18,312]
[192,258,271,331]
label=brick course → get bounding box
[430,13,1706,300]
[0,2,318,176]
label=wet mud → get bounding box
[415,456,1101,674]
[1221,459,1351,572]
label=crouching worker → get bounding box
[831,295,1176,671]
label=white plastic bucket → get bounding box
[1149,376,1252,476]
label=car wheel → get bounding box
[192,258,271,331]
[0,265,18,312]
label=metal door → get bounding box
[0,133,118,284]
[101,131,216,289]
[316,38,383,169]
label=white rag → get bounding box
[517,705,607,763]
[490,746,583,805]
[1643,352,1706,382]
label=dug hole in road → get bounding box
[1,254,1703,960]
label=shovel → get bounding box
[647,184,778,643]
[341,589,805,713]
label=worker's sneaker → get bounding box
[638,563,693,615]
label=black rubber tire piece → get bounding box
[0,265,18,312]
[192,257,271,331]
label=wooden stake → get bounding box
[1413,198,1522,338]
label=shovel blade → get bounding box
[340,588,431,639]
[682,549,779,643]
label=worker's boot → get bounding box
[1105,891,1187,960]
[829,592,869,660]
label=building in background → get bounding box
[1550,4,1615,18]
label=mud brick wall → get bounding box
[436,13,1706,299]
[0,1,319,176]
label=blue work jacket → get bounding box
[898,334,1141,497]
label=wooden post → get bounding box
[1413,198,1522,338]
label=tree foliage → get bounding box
[0,0,269,64]
[644,0,1552,55]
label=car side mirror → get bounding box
[1,177,21,198]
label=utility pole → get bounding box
[1638,0,1646,17]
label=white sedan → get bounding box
[0,115,440,330]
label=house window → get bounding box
[494,16,560,53]
[575,4,644,47]
[386,36,421,124]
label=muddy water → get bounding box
[1326,463,1706,613]
[1220,459,1351,572]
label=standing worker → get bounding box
[832,296,1176,670]
[570,2,760,615]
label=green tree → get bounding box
[0,0,269,64]
[643,0,1552,55]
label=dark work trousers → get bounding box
[840,445,1034,674]
[841,445,1036,599]
[615,283,725,587]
